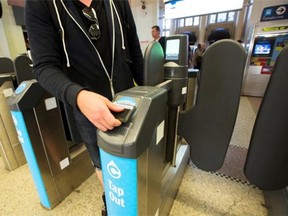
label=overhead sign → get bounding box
[261,4,288,22]
[165,0,244,19]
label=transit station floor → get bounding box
[0,96,268,216]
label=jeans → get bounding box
[73,109,101,169]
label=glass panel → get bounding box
[217,12,227,22]
[162,19,166,29]
[179,18,185,27]
[209,14,216,24]
[228,11,235,22]
[193,16,200,26]
[164,31,170,36]
[185,17,193,26]
[165,19,171,29]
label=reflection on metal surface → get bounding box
[160,144,190,215]
[21,92,95,209]
[0,81,26,171]
[9,80,94,209]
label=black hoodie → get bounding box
[25,0,143,109]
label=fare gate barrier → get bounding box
[0,72,26,171]
[8,80,94,209]
[98,35,191,215]
[98,36,246,215]
[0,54,35,171]
[99,86,168,216]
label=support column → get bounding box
[0,0,26,59]
[199,16,207,43]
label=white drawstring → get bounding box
[53,0,70,67]
[111,1,126,50]
[109,0,115,97]
[52,0,124,98]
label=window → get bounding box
[163,31,170,36]
[185,17,193,26]
[217,13,227,22]
[227,11,236,22]
[208,11,236,24]
[179,18,185,27]
[177,16,199,28]
[209,14,216,24]
[162,19,171,37]
[193,16,200,26]
[165,19,171,29]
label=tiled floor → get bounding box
[0,96,268,216]
[170,96,267,216]
[170,165,267,216]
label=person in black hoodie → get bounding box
[25,0,143,215]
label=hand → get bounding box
[76,90,124,131]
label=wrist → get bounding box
[76,89,88,109]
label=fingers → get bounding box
[100,112,122,131]
[98,99,123,131]
[76,90,123,132]
[90,105,122,132]
[97,120,122,132]
[106,100,124,112]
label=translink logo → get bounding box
[107,160,121,179]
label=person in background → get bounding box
[25,0,143,215]
[193,43,206,70]
[151,25,166,52]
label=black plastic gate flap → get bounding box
[244,46,288,190]
[178,39,246,171]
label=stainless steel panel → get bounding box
[138,149,148,216]
[23,109,60,209]
[138,128,164,216]
[0,115,16,170]
[160,144,190,216]
[9,83,95,209]
[23,97,94,209]
[0,81,26,171]
[54,146,94,201]
[33,93,70,177]
[264,188,288,216]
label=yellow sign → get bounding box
[262,26,288,32]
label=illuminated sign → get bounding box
[261,4,288,22]
[165,0,244,19]
[262,26,288,32]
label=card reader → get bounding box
[112,106,136,123]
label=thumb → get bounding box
[106,101,124,112]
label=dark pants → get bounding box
[73,109,101,169]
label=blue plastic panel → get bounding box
[11,111,51,209]
[100,149,138,216]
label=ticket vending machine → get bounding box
[8,80,94,209]
[243,18,288,96]
[98,35,190,216]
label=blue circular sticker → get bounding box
[15,83,27,95]
[115,97,136,107]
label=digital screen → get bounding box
[254,44,271,55]
[165,39,180,61]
